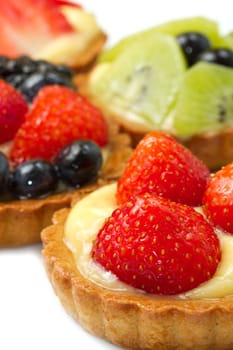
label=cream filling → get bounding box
[33,7,101,65]
[64,184,233,299]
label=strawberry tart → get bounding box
[42,132,233,350]
[0,0,106,70]
[0,80,132,247]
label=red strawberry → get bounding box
[117,132,210,207]
[0,80,28,144]
[92,194,221,295]
[203,163,233,234]
[9,85,108,166]
[0,0,80,57]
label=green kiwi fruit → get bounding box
[168,62,233,137]
[99,17,222,63]
[90,33,186,132]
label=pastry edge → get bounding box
[42,207,233,350]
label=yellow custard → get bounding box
[64,183,233,299]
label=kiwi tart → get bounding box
[85,17,233,170]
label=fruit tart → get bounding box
[0,0,106,71]
[83,17,233,170]
[42,132,233,350]
[0,79,132,247]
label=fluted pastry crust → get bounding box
[42,207,233,350]
[0,123,132,247]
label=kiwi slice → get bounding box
[90,33,186,132]
[168,62,233,137]
[100,17,222,63]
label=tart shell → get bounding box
[42,207,233,350]
[0,123,132,247]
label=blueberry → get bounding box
[55,140,103,187]
[177,32,211,66]
[15,56,38,74]
[196,48,233,68]
[5,73,28,88]
[0,56,9,76]
[0,152,9,194]
[55,65,74,79]
[36,60,58,74]
[18,72,76,101]
[10,159,58,199]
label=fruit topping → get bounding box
[117,132,210,207]
[203,163,233,234]
[176,32,211,66]
[0,55,75,102]
[92,194,221,295]
[90,32,186,132]
[55,140,103,187]
[196,48,233,68]
[0,153,10,195]
[10,159,58,199]
[169,62,233,137]
[90,17,233,138]
[9,85,108,166]
[0,79,28,143]
[0,0,78,58]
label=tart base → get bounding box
[0,123,132,247]
[42,208,233,350]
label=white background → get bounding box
[1,1,232,350]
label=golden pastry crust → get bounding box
[0,123,132,247]
[42,207,233,350]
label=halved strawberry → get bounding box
[117,132,210,207]
[9,85,108,166]
[0,79,28,144]
[203,163,233,234]
[92,194,221,295]
[0,0,80,57]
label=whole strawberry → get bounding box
[9,85,108,166]
[92,194,220,295]
[117,132,210,206]
[0,79,28,144]
[203,163,233,234]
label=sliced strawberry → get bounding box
[0,0,76,57]
[0,79,28,144]
[92,194,221,295]
[203,163,233,234]
[9,85,108,166]
[117,132,210,207]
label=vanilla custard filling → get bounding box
[64,184,233,299]
[33,7,102,65]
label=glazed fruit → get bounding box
[0,55,75,102]
[196,48,233,67]
[169,62,233,137]
[99,17,223,63]
[89,17,233,141]
[10,85,108,166]
[0,0,78,57]
[0,79,28,143]
[91,32,186,131]
[203,163,233,234]
[55,140,103,187]
[176,32,211,66]
[0,152,9,194]
[10,159,58,199]
[92,194,221,295]
[117,132,210,206]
